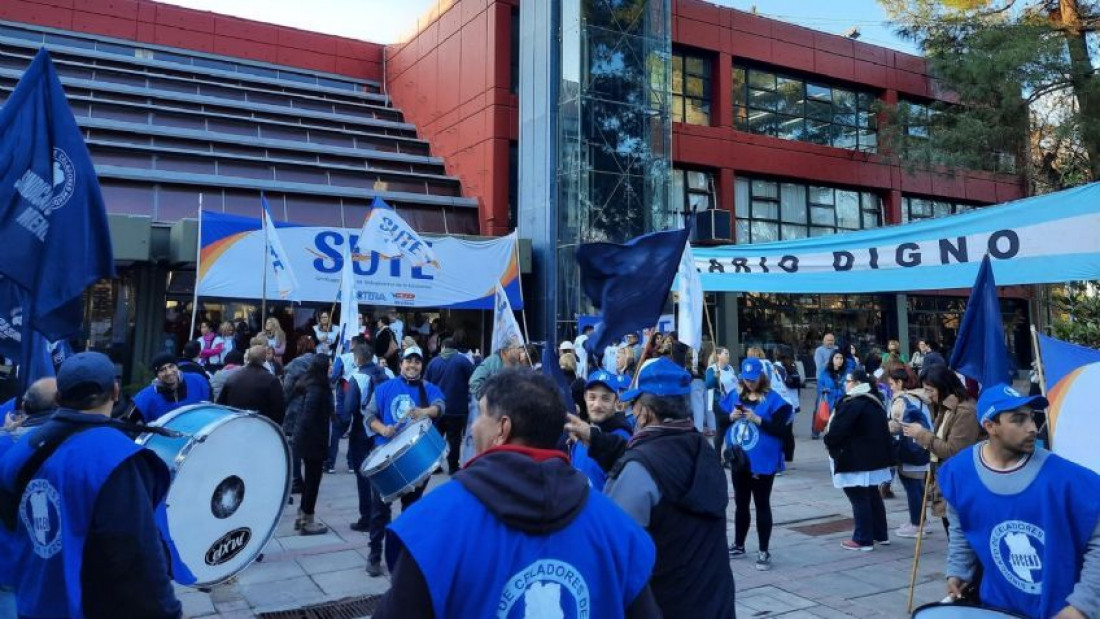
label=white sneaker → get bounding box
[895,523,924,538]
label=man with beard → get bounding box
[130,352,210,423]
[363,346,445,577]
[940,384,1100,619]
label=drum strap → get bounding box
[0,420,97,531]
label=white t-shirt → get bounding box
[391,319,405,343]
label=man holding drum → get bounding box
[371,369,660,618]
[0,352,181,618]
[130,351,211,424]
[939,384,1100,619]
[364,346,445,577]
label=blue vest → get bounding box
[0,418,169,618]
[571,428,631,491]
[940,446,1100,618]
[133,372,210,423]
[0,432,15,588]
[389,480,655,619]
[372,377,444,447]
[723,390,789,475]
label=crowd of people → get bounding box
[1,314,1099,619]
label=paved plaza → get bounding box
[181,391,952,619]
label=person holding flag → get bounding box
[939,384,1100,619]
[363,346,445,577]
[564,370,634,491]
[468,285,526,400]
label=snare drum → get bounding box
[361,418,447,503]
[912,603,1027,618]
[137,404,290,587]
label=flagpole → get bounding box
[1030,325,1048,395]
[260,196,268,322]
[188,194,203,340]
[511,235,534,365]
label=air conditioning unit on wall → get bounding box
[692,209,732,244]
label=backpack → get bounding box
[893,394,931,466]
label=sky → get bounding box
[156,0,919,53]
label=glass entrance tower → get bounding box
[519,0,673,343]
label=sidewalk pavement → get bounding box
[181,389,951,618]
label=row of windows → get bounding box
[733,66,878,152]
[674,167,987,240]
[734,177,882,243]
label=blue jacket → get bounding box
[424,350,474,418]
[133,372,210,423]
[371,376,445,446]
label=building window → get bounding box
[733,65,877,152]
[900,99,1017,174]
[510,7,520,94]
[735,177,881,243]
[671,51,712,125]
[672,168,715,218]
[901,196,981,223]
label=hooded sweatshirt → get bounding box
[372,446,661,619]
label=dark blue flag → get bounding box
[541,343,574,413]
[0,48,115,341]
[0,277,24,361]
[949,255,1012,386]
[576,227,690,356]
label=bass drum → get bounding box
[137,404,290,587]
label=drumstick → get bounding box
[907,469,935,613]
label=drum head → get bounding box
[164,412,289,586]
[912,603,1027,618]
[364,418,429,472]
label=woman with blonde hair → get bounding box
[264,317,287,363]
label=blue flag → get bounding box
[1037,333,1100,390]
[541,343,574,413]
[0,48,115,340]
[949,255,1012,386]
[576,227,690,356]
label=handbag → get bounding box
[812,399,831,435]
[723,444,750,474]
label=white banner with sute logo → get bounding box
[197,211,522,310]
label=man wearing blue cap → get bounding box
[567,370,634,490]
[939,383,1100,619]
[571,357,734,618]
[0,352,180,618]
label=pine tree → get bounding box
[879,0,1099,191]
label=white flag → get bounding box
[677,239,703,352]
[262,196,299,301]
[491,283,524,355]
[336,240,358,356]
[358,197,439,268]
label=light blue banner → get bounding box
[695,183,1100,293]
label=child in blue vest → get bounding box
[940,383,1100,619]
[570,371,633,490]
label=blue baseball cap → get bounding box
[56,352,117,402]
[740,357,765,382]
[621,357,692,402]
[977,383,1048,424]
[585,370,621,394]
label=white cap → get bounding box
[559,341,575,350]
[402,346,424,359]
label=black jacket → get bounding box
[612,423,736,619]
[372,449,661,619]
[824,391,894,473]
[286,382,334,461]
[216,364,286,424]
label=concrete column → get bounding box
[716,292,740,357]
[715,52,733,129]
[895,292,910,358]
